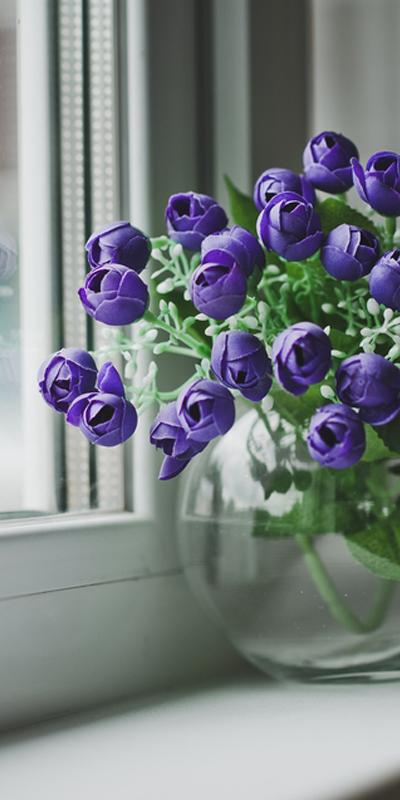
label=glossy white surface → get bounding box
[1,679,399,800]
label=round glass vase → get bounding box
[179,405,400,683]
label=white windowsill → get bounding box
[0,513,167,601]
[1,678,399,800]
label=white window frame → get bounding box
[13,0,194,598]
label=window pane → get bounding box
[0,0,128,519]
[0,2,20,514]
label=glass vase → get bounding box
[179,406,400,682]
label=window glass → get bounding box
[0,2,20,514]
[0,0,128,519]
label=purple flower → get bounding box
[165,192,228,250]
[177,379,235,443]
[336,353,400,426]
[352,151,400,216]
[78,264,149,326]
[85,221,151,273]
[303,131,359,193]
[321,224,380,281]
[307,404,365,470]
[253,168,315,212]
[149,402,206,480]
[66,362,137,446]
[189,257,247,320]
[38,348,97,413]
[369,249,400,310]
[257,192,323,261]
[211,331,272,401]
[272,322,332,396]
[201,225,264,277]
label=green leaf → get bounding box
[285,261,304,280]
[347,522,400,581]
[293,469,312,491]
[376,417,400,455]
[329,328,357,355]
[224,175,258,235]
[271,467,292,494]
[364,425,396,462]
[271,383,325,426]
[317,198,381,240]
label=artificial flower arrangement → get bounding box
[38,131,400,580]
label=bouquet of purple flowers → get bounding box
[39,131,400,490]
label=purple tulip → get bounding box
[165,191,228,251]
[352,151,400,216]
[369,249,400,310]
[38,348,97,413]
[201,225,264,277]
[307,404,365,470]
[336,353,400,425]
[85,221,151,273]
[303,131,359,193]
[78,264,149,326]
[253,167,315,212]
[177,379,235,443]
[149,401,206,480]
[257,192,323,261]
[66,362,137,446]
[321,224,380,281]
[272,322,332,396]
[189,257,247,320]
[211,331,272,401]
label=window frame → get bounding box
[8,0,171,597]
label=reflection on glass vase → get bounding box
[179,405,400,682]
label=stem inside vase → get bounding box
[295,533,394,634]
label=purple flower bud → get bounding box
[307,404,365,470]
[253,167,315,212]
[66,362,137,446]
[257,192,323,261]
[177,379,235,443]
[201,225,264,277]
[38,348,97,413]
[211,331,272,401]
[165,191,228,251]
[369,249,400,310]
[321,224,380,281]
[78,264,149,326]
[352,151,400,216]
[149,401,206,480]
[272,322,332,396]
[189,256,247,320]
[85,221,151,273]
[303,131,359,193]
[336,353,400,426]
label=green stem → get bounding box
[295,533,394,634]
[162,345,199,358]
[300,260,319,324]
[243,398,274,437]
[344,283,356,336]
[144,310,210,359]
[384,217,397,249]
[128,376,193,405]
[150,235,170,249]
